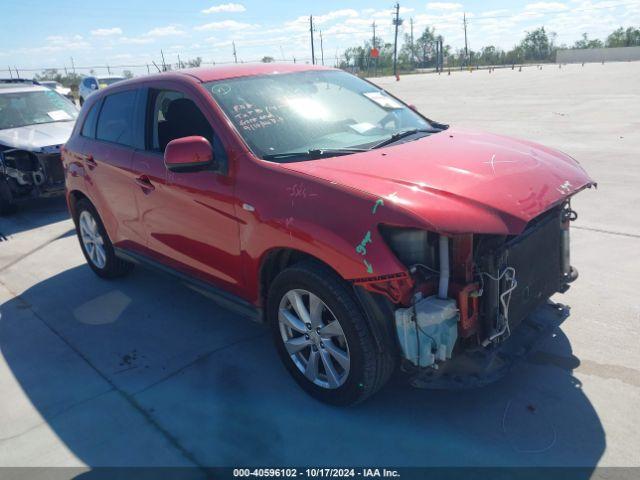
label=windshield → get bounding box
[0,89,78,130]
[205,70,435,161]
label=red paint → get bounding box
[63,64,594,308]
[164,136,213,169]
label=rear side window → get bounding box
[80,101,100,138]
[96,90,137,147]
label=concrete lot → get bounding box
[0,62,639,473]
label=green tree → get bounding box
[186,57,202,67]
[35,69,82,88]
[122,70,134,79]
[519,27,556,61]
[415,27,437,67]
[606,27,640,47]
[261,56,275,63]
[573,33,604,49]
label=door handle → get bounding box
[135,175,155,193]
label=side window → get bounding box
[80,100,100,138]
[149,89,214,152]
[96,90,137,147]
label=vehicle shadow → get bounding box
[0,195,70,238]
[0,264,605,475]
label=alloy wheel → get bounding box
[278,289,351,389]
[79,210,107,269]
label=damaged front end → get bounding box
[0,144,66,202]
[356,201,580,388]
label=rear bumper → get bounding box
[406,301,569,389]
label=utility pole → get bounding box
[319,30,325,66]
[392,3,402,77]
[371,21,377,76]
[372,21,376,48]
[463,13,469,67]
[232,42,238,63]
[161,49,167,71]
[309,15,316,65]
[177,54,182,69]
[409,17,414,66]
[70,57,76,74]
[8,66,12,79]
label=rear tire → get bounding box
[0,178,17,215]
[268,260,395,405]
[74,198,133,278]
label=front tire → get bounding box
[268,261,394,405]
[0,178,17,215]
[74,199,133,278]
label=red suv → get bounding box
[62,64,594,405]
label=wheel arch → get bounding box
[67,189,90,221]
[258,247,399,357]
[259,247,341,310]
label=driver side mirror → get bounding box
[164,136,215,172]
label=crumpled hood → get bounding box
[0,121,75,152]
[281,127,595,235]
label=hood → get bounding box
[281,127,594,235]
[0,121,75,152]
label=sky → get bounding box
[2,0,639,76]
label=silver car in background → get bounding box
[0,80,78,214]
[78,75,124,106]
[39,81,75,102]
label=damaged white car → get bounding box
[0,80,78,213]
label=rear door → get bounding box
[130,83,244,295]
[82,88,146,250]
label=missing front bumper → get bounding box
[405,301,569,389]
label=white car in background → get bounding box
[78,75,124,106]
[39,81,74,102]
[0,79,78,213]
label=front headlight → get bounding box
[1,150,38,171]
[379,225,438,270]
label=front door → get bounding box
[130,86,244,296]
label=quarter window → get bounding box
[96,90,137,147]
